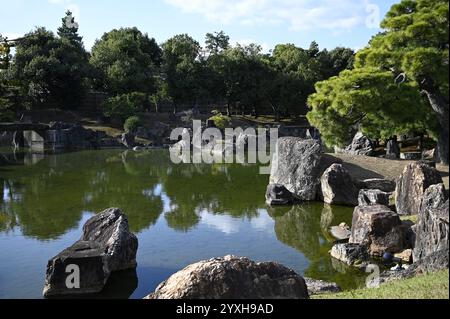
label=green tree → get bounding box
[10,22,89,110]
[162,34,201,114]
[205,31,230,55]
[308,0,449,164]
[90,27,162,95]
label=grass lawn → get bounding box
[314,270,449,299]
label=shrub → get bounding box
[103,92,147,122]
[124,116,142,133]
[208,114,231,130]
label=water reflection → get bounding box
[0,149,366,297]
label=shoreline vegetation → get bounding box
[314,270,449,300]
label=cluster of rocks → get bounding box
[266,136,448,283]
[43,208,138,298]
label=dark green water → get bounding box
[0,149,367,299]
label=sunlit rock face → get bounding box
[270,137,322,201]
[145,255,309,300]
[43,208,138,297]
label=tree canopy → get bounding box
[307,0,449,163]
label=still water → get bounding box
[0,149,367,299]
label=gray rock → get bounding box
[395,162,443,215]
[414,184,449,264]
[43,208,138,297]
[145,256,309,299]
[266,184,296,206]
[270,138,322,201]
[361,178,396,193]
[330,224,351,241]
[121,132,136,149]
[350,205,404,256]
[304,278,341,296]
[358,189,391,206]
[386,140,400,160]
[330,243,369,267]
[343,132,374,156]
[321,164,359,206]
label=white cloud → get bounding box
[165,0,375,31]
[235,38,270,53]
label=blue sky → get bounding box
[0,0,399,52]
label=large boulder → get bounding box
[145,256,309,299]
[413,184,449,265]
[270,138,322,201]
[43,208,138,297]
[266,184,296,206]
[349,205,404,256]
[395,162,443,215]
[358,189,391,207]
[321,164,358,206]
[343,132,374,156]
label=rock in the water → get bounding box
[121,132,136,148]
[304,278,341,296]
[343,132,374,156]
[361,178,396,193]
[266,184,296,206]
[358,189,391,206]
[386,139,400,160]
[321,164,359,206]
[395,162,443,215]
[413,184,449,265]
[270,138,322,201]
[349,205,404,256]
[145,256,309,299]
[43,208,138,297]
[330,243,369,267]
[330,224,351,241]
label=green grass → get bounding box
[314,270,449,299]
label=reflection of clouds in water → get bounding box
[199,210,241,235]
[250,209,274,233]
[143,184,178,214]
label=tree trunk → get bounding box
[423,88,449,165]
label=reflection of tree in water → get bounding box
[161,160,267,232]
[270,203,366,290]
[0,150,166,240]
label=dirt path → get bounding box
[330,153,449,189]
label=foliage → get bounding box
[124,115,142,133]
[90,27,162,95]
[314,270,449,299]
[209,113,231,130]
[307,0,449,163]
[103,92,147,122]
[9,12,90,110]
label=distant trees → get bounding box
[9,11,90,110]
[307,0,449,164]
[2,12,355,126]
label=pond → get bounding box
[0,149,367,299]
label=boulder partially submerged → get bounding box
[321,164,359,206]
[269,137,323,201]
[43,208,138,298]
[145,256,309,299]
[266,184,296,206]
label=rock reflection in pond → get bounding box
[270,203,367,290]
